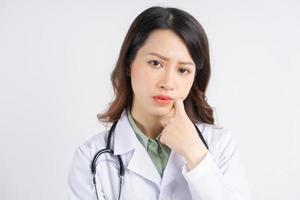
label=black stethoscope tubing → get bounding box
[91,119,208,200]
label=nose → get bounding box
[159,68,175,91]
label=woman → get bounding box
[68,6,251,200]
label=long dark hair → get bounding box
[97,6,215,126]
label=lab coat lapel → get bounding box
[113,110,161,188]
[161,150,187,190]
[127,141,161,187]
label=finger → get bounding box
[166,107,175,117]
[174,98,185,116]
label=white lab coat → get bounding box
[68,110,252,200]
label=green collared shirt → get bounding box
[127,110,171,177]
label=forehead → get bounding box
[137,29,194,64]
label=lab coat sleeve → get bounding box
[181,129,252,200]
[68,144,105,200]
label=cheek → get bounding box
[130,65,153,93]
[131,67,145,87]
[132,68,145,81]
[181,77,195,98]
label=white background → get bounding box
[1,0,299,199]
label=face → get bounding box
[129,29,196,117]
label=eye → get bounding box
[148,60,162,68]
[178,68,190,75]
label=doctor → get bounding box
[68,6,251,200]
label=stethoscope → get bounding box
[90,119,209,200]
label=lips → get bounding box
[153,95,173,100]
[152,95,173,106]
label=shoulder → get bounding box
[195,122,237,158]
[73,130,110,161]
[195,122,229,141]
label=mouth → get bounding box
[153,95,173,100]
[152,95,173,105]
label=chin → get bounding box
[147,105,172,116]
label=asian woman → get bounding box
[68,6,251,200]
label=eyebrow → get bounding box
[146,52,194,66]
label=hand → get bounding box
[159,98,208,170]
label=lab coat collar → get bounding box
[113,109,187,189]
[113,109,136,155]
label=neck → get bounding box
[130,108,164,139]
